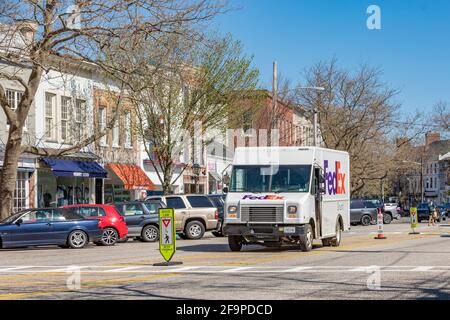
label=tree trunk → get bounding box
[0,124,24,220]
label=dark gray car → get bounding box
[350,200,378,226]
[114,201,166,242]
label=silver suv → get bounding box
[146,194,218,240]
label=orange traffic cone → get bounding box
[374,208,387,240]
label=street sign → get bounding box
[158,208,176,262]
[409,207,420,234]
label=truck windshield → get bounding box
[229,165,312,193]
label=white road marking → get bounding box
[221,267,253,273]
[0,266,31,272]
[104,266,143,273]
[0,265,450,274]
[285,266,313,272]
[411,266,433,272]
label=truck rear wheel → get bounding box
[330,221,342,247]
[299,224,313,252]
[228,235,243,252]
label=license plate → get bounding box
[284,227,296,234]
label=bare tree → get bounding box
[0,0,225,218]
[296,60,402,196]
[432,101,449,133]
[119,34,259,194]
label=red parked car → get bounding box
[62,204,128,246]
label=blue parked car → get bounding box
[0,208,103,249]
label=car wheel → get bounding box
[228,235,243,252]
[383,214,393,225]
[68,230,88,249]
[185,221,205,240]
[361,215,372,226]
[299,224,313,252]
[100,228,118,246]
[141,225,159,242]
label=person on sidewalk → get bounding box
[428,207,438,226]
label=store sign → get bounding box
[73,172,90,177]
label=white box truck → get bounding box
[223,147,350,252]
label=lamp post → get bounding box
[296,86,325,147]
[192,163,201,194]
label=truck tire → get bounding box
[330,221,342,247]
[228,235,243,252]
[361,215,372,226]
[185,221,205,240]
[299,224,313,252]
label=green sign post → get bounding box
[154,208,182,266]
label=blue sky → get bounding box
[213,0,450,114]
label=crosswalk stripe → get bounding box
[411,266,433,272]
[285,266,313,272]
[169,266,200,272]
[0,266,31,272]
[105,266,143,273]
[221,267,253,273]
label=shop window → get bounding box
[99,106,107,146]
[124,111,132,148]
[74,99,85,141]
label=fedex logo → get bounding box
[324,160,346,195]
[242,195,285,200]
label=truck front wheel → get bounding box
[228,235,243,252]
[299,224,313,252]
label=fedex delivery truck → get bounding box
[223,147,350,252]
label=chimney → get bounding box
[425,132,440,146]
[16,20,38,44]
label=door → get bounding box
[350,201,365,223]
[8,209,54,246]
[313,168,323,237]
[50,209,76,243]
[165,196,188,231]
[118,203,146,236]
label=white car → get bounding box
[384,203,401,220]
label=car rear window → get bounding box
[166,197,186,209]
[187,196,214,208]
[59,209,84,221]
[209,197,223,208]
[77,207,106,217]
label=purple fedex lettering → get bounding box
[324,160,346,195]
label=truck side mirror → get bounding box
[319,174,325,184]
[318,187,326,195]
[223,186,229,194]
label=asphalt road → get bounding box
[1,219,449,300]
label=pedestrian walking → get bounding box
[428,206,438,226]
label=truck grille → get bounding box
[241,206,284,223]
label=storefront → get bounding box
[104,164,156,202]
[37,157,107,207]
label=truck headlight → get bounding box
[287,206,298,219]
[288,206,297,214]
[227,206,237,218]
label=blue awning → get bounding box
[42,158,107,178]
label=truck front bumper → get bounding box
[223,224,308,240]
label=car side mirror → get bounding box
[223,187,229,194]
[15,218,23,226]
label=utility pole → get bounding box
[271,61,277,147]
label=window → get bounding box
[123,204,144,216]
[13,172,29,212]
[21,209,52,224]
[124,111,132,148]
[5,90,25,129]
[77,207,106,217]
[98,106,107,146]
[166,197,186,209]
[60,96,71,142]
[112,109,119,147]
[350,201,364,209]
[143,202,162,214]
[187,196,214,208]
[74,99,85,141]
[45,92,56,140]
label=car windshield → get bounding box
[230,165,311,193]
[418,203,429,209]
[0,211,24,224]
